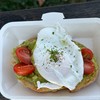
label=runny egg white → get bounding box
[33,24,84,90]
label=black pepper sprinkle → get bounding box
[70,53,72,55]
[59,61,61,63]
[76,71,78,73]
[41,39,44,41]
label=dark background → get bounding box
[0,0,95,11]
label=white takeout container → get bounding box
[0,12,100,100]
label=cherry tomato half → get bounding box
[81,48,93,60]
[14,63,35,76]
[84,59,95,75]
[16,47,31,64]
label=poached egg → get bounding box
[33,24,84,90]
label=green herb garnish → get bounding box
[78,49,81,51]
[47,49,59,62]
[76,71,78,73]
[70,65,72,68]
[52,32,54,35]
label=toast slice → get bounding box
[18,57,98,92]
[15,41,99,92]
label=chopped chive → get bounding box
[61,51,63,55]
[78,49,81,51]
[52,32,54,35]
[70,65,72,68]
[68,50,70,52]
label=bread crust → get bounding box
[14,40,99,92]
[18,56,99,92]
[19,79,65,92]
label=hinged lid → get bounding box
[41,12,65,22]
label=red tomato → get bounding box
[84,59,95,75]
[16,47,31,64]
[14,63,35,76]
[81,48,93,60]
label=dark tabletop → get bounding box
[0,1,100,100]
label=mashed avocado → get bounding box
[13,39,98,88]
[13,39,48,87]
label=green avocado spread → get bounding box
[13,39,98,88]
[13,39,48,87]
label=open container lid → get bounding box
[0,12,100,100]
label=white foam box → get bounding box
[0,12,100,100]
